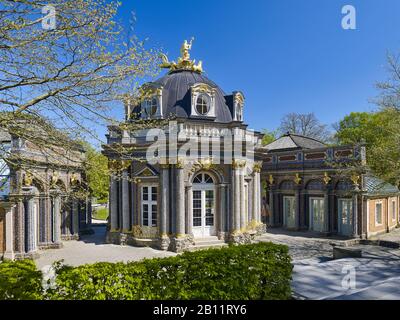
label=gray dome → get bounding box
[152,70,234,123]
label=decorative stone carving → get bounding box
[323,172,331,185]
[294,173,302,185]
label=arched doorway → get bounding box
[192,173,216,238]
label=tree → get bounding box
[335,109,400,188]
[261,129,277,146]
[0,0,162,194]
[83,143,109,203]
[278,113,331,142]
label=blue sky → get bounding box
[114,0,400,134]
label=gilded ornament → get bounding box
[323,172,331,185]
[294,173,302,185]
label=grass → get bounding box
[92,207,108,221]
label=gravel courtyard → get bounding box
[257,229,400,300]
[35,225,176,269]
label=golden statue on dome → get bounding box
[160,38,203,74]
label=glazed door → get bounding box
[283,196,296,228]
[338,199,353,236]
[192,188,216,238]
[310,198,325,232]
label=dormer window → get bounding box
[233,91,245,122]
[190,83,216,118]
[196,95,210,115]
[142,97,158,118]
[236,104,243,121]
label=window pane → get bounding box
[152,204,157,227]
[376,203,382,224]
[142,187,148,201]
[392,202,396,220]
[143,204,148,226]
[152,187,157,201]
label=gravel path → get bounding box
[35,225,176,269]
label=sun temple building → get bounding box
[0,119,92,260]
[261,133,400,238]
[103,40,266,252]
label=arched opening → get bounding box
[192,173,216,238]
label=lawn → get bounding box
[92,207,108,221]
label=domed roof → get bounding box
[153,70,233,123]
[131,39,243,124]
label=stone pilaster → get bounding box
[352,193,359,237]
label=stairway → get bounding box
[187,236,228,252]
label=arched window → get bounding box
[196,95,210,115]
[193,173,214,184]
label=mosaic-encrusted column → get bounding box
[186,184,193,237]
[110,175,119,231]
[53,195,61,244]
[121,169,130,232]
[3,203,15,260]
[232,166,240,232]
[159,164,170,250]
[175,162,185,237]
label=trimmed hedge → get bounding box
[0,259,43,300]
[1,242,293,300]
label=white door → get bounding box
[310,198,325,232]
[338,199,353,236]
[192,188,216,238]
[283,196,296,228]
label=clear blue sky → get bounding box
[114,0,400,134]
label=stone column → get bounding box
[25,197,35,253]
[72,200,79,235]
[324,190,329,233]
[3,203,15,260]
[121,170,130,232]
[232,167,241,232]
[175,163,185,237]
[53,195,61,244]
[240,170,246,230]
[186,185,193,236]
[252,174,258,224]
[110,175,119,231]
[219,184,227,235]
[160,165,170,247]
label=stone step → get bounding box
[186,242,229,252]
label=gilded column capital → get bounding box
[176,159,185,169]
[232,159,246,169]
[253,162,262,173]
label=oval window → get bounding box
[196,95,210,115]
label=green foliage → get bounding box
[0,259,43,300]
[83,143,109,203]
[44,242,292,300]
[335,109,400,187]
[92,207,109,221]
[261,129,278,146]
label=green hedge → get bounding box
[0,259,43,300]
[46,242,292,300]
[0,242,293,300]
